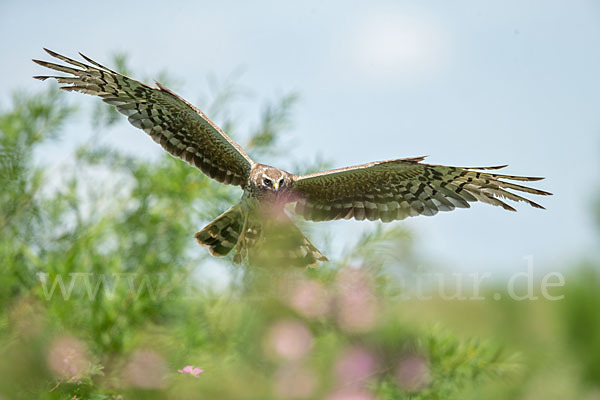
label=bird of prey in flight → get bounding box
[33,49,551,267]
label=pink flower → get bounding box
[264,319,314,361]
[177,365,204,377]
[334,347,377,388]
[335,268,378,333]
[287,279,330,319]
[47,336,89,380]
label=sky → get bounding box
[1,0,599,276]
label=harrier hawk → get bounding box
[33,49,551,267]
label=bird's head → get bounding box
[250,165,293,197]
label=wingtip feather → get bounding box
[481,164,509,170]
[502,202,517,212]
[78,51,117,73]
[43,48,60,58]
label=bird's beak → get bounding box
[273,182,280,191]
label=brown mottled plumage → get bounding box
[33,49,552,268]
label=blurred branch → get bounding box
[244,92,299,157]
[344,224,414,270]
[0,88,75,234]
[203,68,250,132]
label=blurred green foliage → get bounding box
[0,61,599,399]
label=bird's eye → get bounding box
[263,178,272,186]
[279,178,284,186]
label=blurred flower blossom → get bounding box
[395,354,430,392]
[264,319,314,361]
[274,364,318,399]
[124,349,167,389]
[47,335,89,380]
[334,346,377,388]
[335,268,379,333]
[177,365,204,377]
[326,389,375,400]
[287,279,330,319]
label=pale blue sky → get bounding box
[2,0,599,275]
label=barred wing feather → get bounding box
[291,157,551,222]
[33,49,254,187]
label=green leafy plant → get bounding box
[1,56,598,399]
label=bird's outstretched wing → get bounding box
[33,48,254,187]
[290,157,552,222]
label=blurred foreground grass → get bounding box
[1,84,599,399]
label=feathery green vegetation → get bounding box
[1,61,598,399]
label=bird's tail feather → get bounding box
[195,205,243,257]
[195,204,328,268]
[247,215,328,268]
